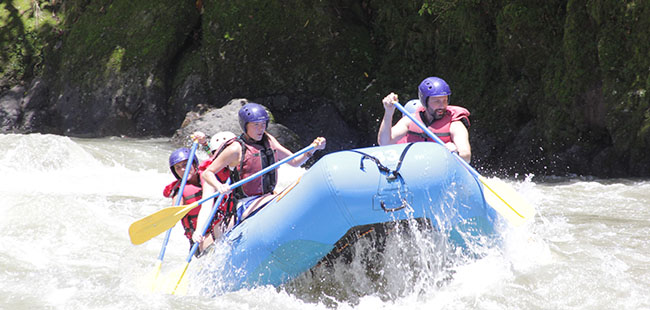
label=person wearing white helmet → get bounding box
[172,131,237,249]
[402,99,423,118]
[378,77,471,162]
[208,131,237,155]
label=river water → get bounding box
[1,133,648,310]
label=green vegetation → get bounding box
[200,0,373,112]
[1,0,649,174]
[54,0,198,87]
[415,0,648,169]
[0,0,62,90]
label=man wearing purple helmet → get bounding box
[194,102,326,245]
[378,77,472,162]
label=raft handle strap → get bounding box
[393,143,415,174]
[351,143,415,181]
[351,150,391,175]
[380,200,407,212]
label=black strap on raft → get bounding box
[393,143,414,174]
[351,143,415,181]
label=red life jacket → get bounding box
[198,158,236,227]
[163,181,205,240]
[162,165,235,240]
[239,134,278,197]
[398,105,470,144]
[178,184,204,240]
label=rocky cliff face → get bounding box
[1,0,648,177]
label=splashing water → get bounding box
[1,133,649,309]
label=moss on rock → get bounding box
[0,0,61,90]
[45,0,200,135]
[3,0,650,176]
[199,1,374,118]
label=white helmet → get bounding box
[209,131,237,154]
[403,99,422,115]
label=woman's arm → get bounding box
[267,134,326,167]
[193,143,241,243]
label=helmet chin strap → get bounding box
[243,132,263,143]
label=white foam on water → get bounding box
[2,134,649,309]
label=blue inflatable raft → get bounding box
[210,142,499,291]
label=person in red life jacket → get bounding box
[401,99,423,119]
[394,98,424,141]
[162,147,203,249]
[377,76,472,163]
[193,102,326,248]
[192,130,239,252]
[210,132,235,154]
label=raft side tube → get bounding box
[218,142,498,290]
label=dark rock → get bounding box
[3,0,650,177]
[22,79,49,110]
[590,147,626,177]
[275,100,363,153]
[168,74,211,128]
[171,98,360,165]
[0,85,24,132]
[172,99,301,151]
[172,98,246,146]
[20,79,55,133]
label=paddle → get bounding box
[150,141,199,290]
[128,142,318,245]
[171,178,231,294]
[393,101,535,227]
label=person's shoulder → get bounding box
[264,133,282,145]
[448,105,470,115]
[450,119,470,132]
[222,140,243,154]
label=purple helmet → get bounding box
[238,102,270,132]
[169,148,198,179]
[418,77,451,106]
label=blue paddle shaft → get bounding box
[185,178,231,262]
[157,141,199,261]
[193,143,316,206]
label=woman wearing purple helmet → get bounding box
[194,102,326,245]
[162,147,204,248]
[377,77,472,162]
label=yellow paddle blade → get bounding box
[172,262,190,295]
[150,260,162,292]
[478,176,536,227]
[138,262,189,295]
[128,202,198,245]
